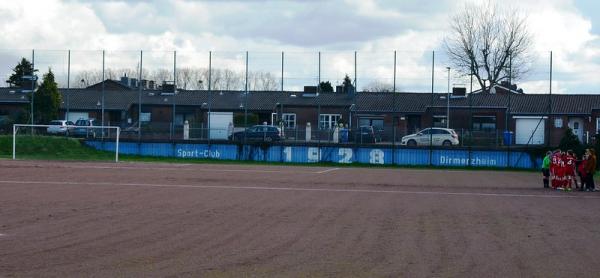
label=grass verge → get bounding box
[0,135,592,175]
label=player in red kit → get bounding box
[557,152,567,190]
[550,149,561,189]
[564,150,577,190]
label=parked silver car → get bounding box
[46,120,75,135]
[401,128,459,146]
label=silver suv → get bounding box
[401,128,459,146]
[47,120,75,135]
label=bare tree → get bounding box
[444,2,531,92]
[74,70,102,88]
[221,69,243,90]
[176,68,210,90]
[363,81,394,92]
[152,69,172,85]
[248,71,279,91]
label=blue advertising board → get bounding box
[85,141,539,169]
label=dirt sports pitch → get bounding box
[1,160,600,277]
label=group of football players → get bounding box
[543,149,596,192]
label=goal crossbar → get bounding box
[12,124,121,162]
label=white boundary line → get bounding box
[1,180,599,199]
[316,168,340,174]
[5,164,323,174]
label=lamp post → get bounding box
[446,67,450,128]
[273,102,280,125]
[201,102,208,139]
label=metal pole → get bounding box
[547,51,552,147]
[12,124,16,160]
[392,50,397,162]
[138,50,142,140]
[507,52,512,166]
[468,60,473,167]
[244,51,248,129]
[317,52,321,159]
[101,50,105,131]
[30,49,34,125]
[447,67,450,128]
[354,51,357,94]
[318,51,321,131]
[393,50,397,93]
[115,127,120,162]
[66,50,70,121]
[393,50,397,145]
[429,51,434,165]
[208,51,212,140]
[172,50,176,140]
[281,51,284,92]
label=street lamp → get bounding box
[446,67,450,128]
[273,102,280,125]
[201,102,208,139]
[349,103,355,129]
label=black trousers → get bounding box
[542,169,550,188]
[585,174,596,190]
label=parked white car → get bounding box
[401,128,459,146]
[47,120,75,135]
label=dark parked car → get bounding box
[120,122,140,136]
[229,125,282,142]
[72,118,100,138]
[354,126,376,144]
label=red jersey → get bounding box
[550,153,562,173]
[564,155,576,174]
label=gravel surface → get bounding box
[1,160,599,277]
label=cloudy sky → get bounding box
[0,0,599,93]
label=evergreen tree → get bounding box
[7,58,37,88]
[559,128,584,156]
[319,81,333,93]
[342,74,354,94]
[33,69,61,124]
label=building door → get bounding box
[406,115,420,134]
[209,112,233,140]
[66,112,89,122]
[568,118,584,142]
[515,117,545,145]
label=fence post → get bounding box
[12,125,16,160]
[306,123,311,142]
[183,120,189,140]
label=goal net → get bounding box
[12,124,121,162]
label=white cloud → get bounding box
[0,0,598,93]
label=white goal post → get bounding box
[12,124,121,162]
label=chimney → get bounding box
[303,86,317,93]
[452,87,466,97]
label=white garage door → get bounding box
[209,112,233,140]
[66,112,89,122]
[515,118,545,145]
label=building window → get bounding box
[554,117,563,128]
[597,118,600,134]
[271,113,296,128]
[319,114,341,129]
[140,112,151,122]
[359,118,384,129]
[432,115,447,128]
[472,116,496,131]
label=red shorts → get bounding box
[564,169,575,176]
